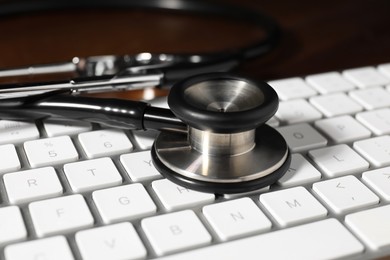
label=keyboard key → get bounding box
[64,157,122,192]
[222,186,270,199]
[29,194,94,237]
[4,167,63,204]
[24,136,79,167]
[276,123,328,152]
[308,144,369,177]
[267,77,317,100]
[0,120,39,145]
[76,222,147,260]
[314,115,371,143]
[0,144,20,174]
[4,236,74,260]
[378,63,390,78]
[277,153,321,187]
[43,120,92,137]
[203,198,271,241]
[276,99,323,124]
[312,175,379,214]
[343,66,390,88]
[92,183,157,224]
[349,87,390,109]
[310,93,363,117]
[158,219,364,260]
[305,71,355,94]
[120,151,161,181]
[362,167,390,201]
[259,186,327,227]
[141,210,212,256]
[356,108,390,135]
[131,129,159,150]
[353,135,390,167]
[0,206,27,245]
[345,205,390,251]
[152,179,215,211]
[79,129,133,159]
[266,116,279,127]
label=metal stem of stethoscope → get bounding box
[0,73,290,194]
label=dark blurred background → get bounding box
[0,0,389,91]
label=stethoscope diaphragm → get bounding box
[151,73,290,194]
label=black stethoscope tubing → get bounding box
[0,0,281,131]
[0,0,280,86]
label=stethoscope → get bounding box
[0,0,291,194]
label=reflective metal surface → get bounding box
[183,79,265,112]
[189,127,255,156]
[154,125,288,183]
[0,73,163,96]
[0,53,175,96]
[0,62,77,77]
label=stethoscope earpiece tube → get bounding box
[0,0,280,94]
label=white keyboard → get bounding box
[1,64,390,260]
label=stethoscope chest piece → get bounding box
[151,73,291,194]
